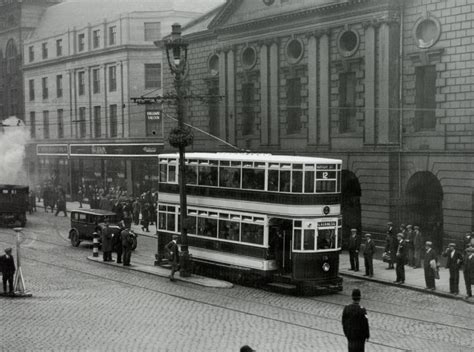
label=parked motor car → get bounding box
[68,209,137,250]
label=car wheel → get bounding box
[70,230,81,247]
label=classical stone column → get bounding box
[364,23,376,145]
[307,34,318,145]
[260,43,269,145]
[218,50,226,140]
[269,41,279,145]
[226,48,236,145]
[319,32,330,145]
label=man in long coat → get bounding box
[423,241,438,290]
[363,234,376,277]
[121,226,133,266]
[394,233,407,284]
[165,235,180,281]
[348,228,361,272]
[464,247,474,299]
[342,288,370,352]
[101,222,113,262]
[0,248,16,295]
[442,243,463,295]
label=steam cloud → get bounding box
[0,116,29,185]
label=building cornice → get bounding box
[22,44,159,71]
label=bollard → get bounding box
[92,232,99,258]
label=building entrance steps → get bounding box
[339,250,473,304]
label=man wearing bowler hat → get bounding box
[442,242,463,295]
[0,248,16,295]
[342,288,370,352]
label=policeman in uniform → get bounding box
[342,288,370,352]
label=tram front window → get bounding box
[303,229,315,250]
[317,228,336,249]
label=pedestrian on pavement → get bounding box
[165,235,180,281]
[463,247,474,299]
[413,225,423,268]
[363,234,375,277]
[55,187,67,217]
[121,226,133,266]
[394,233,407,284]
[385,222,395,269]
[342,288,370,352]
[141,202,151,232]
[442,243,463,295]
[406,225,415,267]
[424,241,438,291]
[113,221,124,264]
[348,228,361,272]
[101,221,113,262]
[0,247,16,295]
[464,232,473,252]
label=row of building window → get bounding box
[210,65,436,135]
[27,22,160,63]
[29,105,118,140]
[27,64,161,101]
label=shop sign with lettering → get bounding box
[146,110,161,121]
[37,144,69,155]
[70,143,163,156]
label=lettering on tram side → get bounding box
[319,221,337,227]
[316,164,337,170]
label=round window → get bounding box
[208,54,219,76]
[286,38,304,64]
[337,29,359,57]
[413,17,441,49]
[241,46,257,70]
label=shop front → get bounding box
[69,143,162,198]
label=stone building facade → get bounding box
[0,0,60,122]
[162,0,474,248]
[23,0,222,197]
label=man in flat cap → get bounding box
[394,233,407,284]
[342,288,370,352]
[463,247,474,299]
[0,248,16,295]
[442,242,463,295]
[423,241,438,290]
[363,234,375,278]
[348,228,361,272]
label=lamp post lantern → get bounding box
[159,23,192,277]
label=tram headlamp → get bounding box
[322,262,330,272]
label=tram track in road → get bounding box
[0,236,407,352]
[3,225,472,329]
[1,232,472,351]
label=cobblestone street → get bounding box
[0,212,473,352]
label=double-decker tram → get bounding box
[156,152,343,294]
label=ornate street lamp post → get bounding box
[160,23,193,276]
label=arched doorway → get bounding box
[405,171,443,251]
[341,170,361,249]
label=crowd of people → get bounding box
[348,223,474,299]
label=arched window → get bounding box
[5,39,17,74]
